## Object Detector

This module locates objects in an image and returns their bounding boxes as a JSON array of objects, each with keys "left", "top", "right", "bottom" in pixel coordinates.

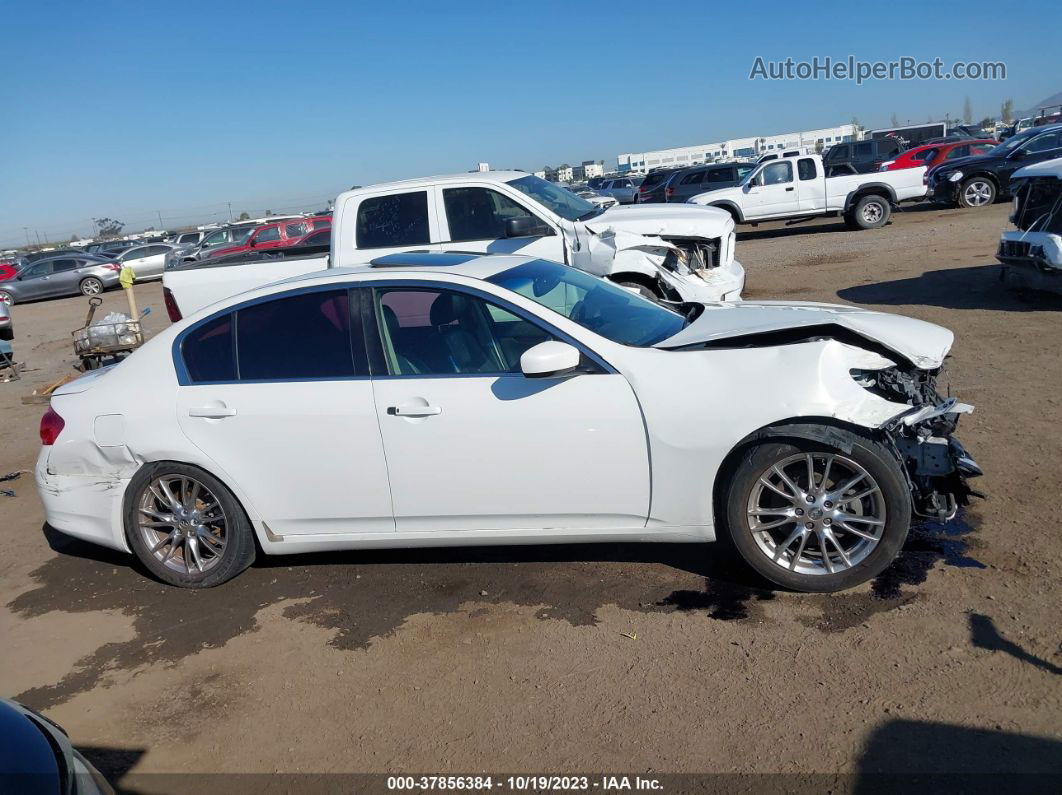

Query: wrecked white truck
[
  {"left": 162, "top": 172, "right": 744, "bottom": 319},
  {"left": 997, "top": 157, "right": 1062, "bottom": 295}
]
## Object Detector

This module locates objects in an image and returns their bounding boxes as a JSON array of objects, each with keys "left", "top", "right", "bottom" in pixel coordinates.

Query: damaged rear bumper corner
[{"left": 35, "top": 450, "right": 133, "bottom": 553}]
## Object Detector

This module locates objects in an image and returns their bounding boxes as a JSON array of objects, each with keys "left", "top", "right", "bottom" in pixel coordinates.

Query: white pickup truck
[
  {"left": 688, "top": 154, "right": 927, "bottom": 230},
  {"left": 163, "top": 171, "right": 745, "bottom": 318}
]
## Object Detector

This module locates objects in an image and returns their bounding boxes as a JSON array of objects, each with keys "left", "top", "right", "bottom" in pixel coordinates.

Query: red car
[
  {"left": 880, "top": 139, "right": 998, "bottom": 172},
  {"left": 209, "top": 216, "right": 331, "bottom": 258}
]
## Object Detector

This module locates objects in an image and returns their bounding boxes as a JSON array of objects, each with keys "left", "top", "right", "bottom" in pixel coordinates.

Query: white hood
[
  {"left": 655, "top": 300, "right": 954, "bottom": 369},
  {"left": 688, "top": 185, "right": 744, "bottom": 206},
  {"left": 584, "top": 203, "right": 733, "bottom": 238}
]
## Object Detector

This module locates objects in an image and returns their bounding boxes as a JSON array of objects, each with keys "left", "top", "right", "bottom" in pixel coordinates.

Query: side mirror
[
  {"left": 247, "top": 238, "right": 256, "bottom": 247},
  {"left": 505, "top": 216, "right": 553, "bottom": 238},
  {"left": 520, "top": 341, "right": 581, "bottom": 379}
]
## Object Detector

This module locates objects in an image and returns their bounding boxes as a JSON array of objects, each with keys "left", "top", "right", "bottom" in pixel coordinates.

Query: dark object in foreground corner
[{"left": 0, "top": 697, "right": 114, "bottom": 794}]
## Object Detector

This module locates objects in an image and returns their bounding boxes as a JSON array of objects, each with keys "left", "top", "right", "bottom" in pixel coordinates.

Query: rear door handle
[
  {"left": 387, "top": 405, "right": 442, "bottom": 417},
  {"left": 189, "top": 407, "right": 237, "bottom": 418}
]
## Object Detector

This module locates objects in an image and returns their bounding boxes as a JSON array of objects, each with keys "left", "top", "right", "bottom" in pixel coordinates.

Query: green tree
[
  {"left": 236, "top": 212, "right": 250, "bottom": 221},
  {"left": 814, "top": 140, "right": 824, "bottom": 154},
  {"left": 92, "top": 217, "right": 124, "bottom": 239},
  {"left": 963, "top": 96, "right": 973, "bottom": 124},
  {"left": 1000, "top": 98, "right": 1014, "bottom": 122},
  {"left": 979, "top": 117, "right": 993, "bottom": 130}
]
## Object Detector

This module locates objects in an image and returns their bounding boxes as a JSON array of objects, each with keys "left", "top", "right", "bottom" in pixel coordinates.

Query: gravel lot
[{"left": 1, "top": 202, "right": 1060, "bottom": 789}]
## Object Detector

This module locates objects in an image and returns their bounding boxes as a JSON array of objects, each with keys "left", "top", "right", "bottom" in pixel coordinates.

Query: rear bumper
[{"left": 35, "top": 450, "right": 132, "bottom": 553}]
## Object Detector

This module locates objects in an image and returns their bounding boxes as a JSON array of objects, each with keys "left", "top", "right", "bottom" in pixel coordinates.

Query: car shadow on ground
[
  {"left": 12, "top": 514, "right": 985, "bottom": 711},
  {"left": 838, "top": 264, "right": 1062, "bottom": 311},
  {"left": 856, "top": 719, "right": 1062, "bottom": 785},
  {"left": 736, "top": 220, "right": 850, "bottom": 241}
]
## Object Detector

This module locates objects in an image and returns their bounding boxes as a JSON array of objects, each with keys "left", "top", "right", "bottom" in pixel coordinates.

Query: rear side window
[
  {"left": 681, "top": 171, "right": 705, "bottom": 185},
  {"left": 706, "top": 168, "right": 734, "bottom": 184},
  {"left": 52, "top": 258, "right": 79, "bottom": 272},
  {"left": 356, "top": 191, "right": 430, "bottom": 249},
  {"left": 236, "top": 290, "right": 354, "bottom": 380},
  {"left": 827, "top": 144, "right": 849, "bottom": 161},
  {"left": 797, "top": 158, "right": 817, "bottom": 180},
  {"left": 183, "top": 315, "right": 236, "bottom": 382},
  {"left": 854, "top": 142, "right": 873, "bottom": 157}
]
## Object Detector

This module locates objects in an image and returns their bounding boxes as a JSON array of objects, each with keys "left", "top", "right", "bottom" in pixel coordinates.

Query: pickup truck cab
[
  {"left": 164, "top": 172, "right": 744, "bottom": 318},
  {"left": 688, "top": 154, "right": 927, "bottom": 230}
]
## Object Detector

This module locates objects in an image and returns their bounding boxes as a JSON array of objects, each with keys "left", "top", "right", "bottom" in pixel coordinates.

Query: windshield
[
  {"left": 506, "top": 175, "right": 598, "bottom": 221},
  {"left": 487, "top": 259, "right": 687, "bottom": 347},
  {"left": 991, "top": 130, "right": 1037, "bottom": 156}
]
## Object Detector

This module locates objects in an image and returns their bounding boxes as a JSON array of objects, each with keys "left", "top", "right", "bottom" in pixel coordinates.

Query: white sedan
[{"left": 36, "top": 253, "right": 980, "bottom": 591}]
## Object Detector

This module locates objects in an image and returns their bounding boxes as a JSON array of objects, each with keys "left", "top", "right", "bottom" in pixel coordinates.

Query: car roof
[
  {"left": 348, "top": 171, "right": 528, "bottom": 192},
  {"left": 1013, "top": 156, "right": 1062, "bottom": 180},
  {"left": 273, "top": 252, "right": 542, "bottom": 290}
]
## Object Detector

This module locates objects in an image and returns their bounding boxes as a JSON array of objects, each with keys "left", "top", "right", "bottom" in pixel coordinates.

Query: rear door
[
  {"left": 341, "top": 188, "right": 441, "bottom": 261},
  {"left": 437, "top": 185, "right": 561, "bottom": 259},
  {"left": 672, "top": 168, "right": 705, "bottom": 202},
  {"left": 174, "top": 286, "right": 395, "bottom": 536}
]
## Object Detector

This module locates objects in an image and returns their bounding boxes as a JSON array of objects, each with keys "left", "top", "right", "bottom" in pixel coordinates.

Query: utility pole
[
  {"left": 157, "top": 211, "right": 164, "bottom": 230},
  {"left": 35, "top": 230, "right": 42, "bottom": 246},
  {"left": 226, "top": 202, "right": 233, "bottom": 222},
  {"left": 23, "top": 227, "right": 31, "bottom": 246}
]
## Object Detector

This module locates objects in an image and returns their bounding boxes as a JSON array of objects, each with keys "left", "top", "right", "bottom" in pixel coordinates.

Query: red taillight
[
  {"left": 665, "top": 187, "right": 674, "bottom": 198},
  {"left": 40, "top": 407, "right": 65, "bottom": 446},
  {"left": 103, "top": 262, "right": 121, "bottom": 271},
  {"left": 163, "top": 286, "right": 182, "bottom": 322},
  {"left": 639, "top": 186, "right": 649, "bottom": 192}
]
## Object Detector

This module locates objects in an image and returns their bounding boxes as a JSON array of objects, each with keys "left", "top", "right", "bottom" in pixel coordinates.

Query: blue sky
[{"left": 1, "top": 0, "right": 1058, "bottom": 247}]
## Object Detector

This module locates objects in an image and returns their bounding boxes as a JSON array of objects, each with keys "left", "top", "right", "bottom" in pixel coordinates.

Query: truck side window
[
  {"left": 356, "top": 191, "right": 430, "bottom": 249},
  {"left": 762, "top": 162, "right": 792, "bottom": 185},
  {"left": 797, "top": 158, "right": 817, "bottom": 180},
  {"left": 443, "top": 187, "right": 533, "bottom": 242}
]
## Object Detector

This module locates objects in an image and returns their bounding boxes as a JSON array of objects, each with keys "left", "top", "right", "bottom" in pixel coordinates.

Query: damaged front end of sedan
[{"left": 850, "top": 362, "right": 983, "bottom": 520}]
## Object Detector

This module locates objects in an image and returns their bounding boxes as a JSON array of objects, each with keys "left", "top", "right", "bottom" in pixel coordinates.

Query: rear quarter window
[
  {"left": 182, "top": 315, "right": 235, "bottom": 382},
  {"left": 356, "top": 191, "right": 430, "bottom": 249}
]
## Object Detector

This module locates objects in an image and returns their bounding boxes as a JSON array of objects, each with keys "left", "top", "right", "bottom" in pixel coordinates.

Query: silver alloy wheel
[
  {"left": 0, "top": 291, "right": 11, "bottom": 305},
  {"left": 80, "top": 278, "right": 102, "bottom": 296},
  {"left": 963, "top": 180, "right": 993, "bottom": 206},
  {"left": 137, "top": 475, "right": 227, "bottom": 575},
  {"left": 861, "top": 200, "right": 884, "bottom": 224},
  {"left": 746, "top": 453, "right": 886, "bottom": 576}
]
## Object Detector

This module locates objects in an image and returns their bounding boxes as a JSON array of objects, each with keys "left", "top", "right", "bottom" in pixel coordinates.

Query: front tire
[
  {"left": 958, "top": 177, "right": 996, "bottom": 208},
  {"left": 722, "top": 430, "right": 911, "bottom": 592},
  {"left": 0, "top": 289, "right": 13, "bottom": 306},
  {"left": 125, "top": 462, "right": 256, "bottom": 588},
  {"left": 615, "top": 280, "right": 659, "bottom": 301},
  {"left": 79, "top": 277, "right": 103, "bottom": 296}
]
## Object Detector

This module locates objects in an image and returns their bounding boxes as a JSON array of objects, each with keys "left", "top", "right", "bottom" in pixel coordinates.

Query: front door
[
  {"left": 174, "top": 287, "right": 394, "bottom": 536},
  {"left": 368, "top": 285, "right": 650, "bottom": 533},
  {"left": 744, "top": 161, "right": 800, "bottom": 219},
  {"left": 437, "top": 185, "right": 562, "bottom": 259}
]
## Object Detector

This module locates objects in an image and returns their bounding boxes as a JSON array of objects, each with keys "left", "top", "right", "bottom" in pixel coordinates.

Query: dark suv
[
  {"left": 636, "top": 167, "right": 686, "bottom": 203},
  {"left": 823, "top": 138, "right": 905, "bottom": 175},
  {"left": 928, "top": 124, "right": 1062, "bottom": 208},
  {"left": 664, "top": 162, "right": 756, "bottom": 203}
]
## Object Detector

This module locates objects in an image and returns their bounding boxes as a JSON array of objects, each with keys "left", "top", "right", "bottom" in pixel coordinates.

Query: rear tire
[
  {"left": 849, "top": 195, "right": 891, "bottom": 229},
  {"left": 125, "top": 462, "right": 256, "bottom": 588},
  {"left": 722, "top": 429, "right": 911, "bottom": 592},
  {"left": 79, "top": 277, "right": 103, "bottom": 296}
]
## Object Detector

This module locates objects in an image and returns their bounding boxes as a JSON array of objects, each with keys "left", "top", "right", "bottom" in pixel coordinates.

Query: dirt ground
[{"left": 1, "top": 203, "right": 1060, "bottom": 791}]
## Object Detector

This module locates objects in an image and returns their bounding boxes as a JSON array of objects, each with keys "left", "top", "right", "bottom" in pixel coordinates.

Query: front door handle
[
  {"left": 785, "top": 187, "right": 795, "bottom": 191},
  {"left": 387, "top": 405, "right": 442, "bottom": 417},
  {"left": 188, "top": 406, "right": 237, "bottom": 418}
]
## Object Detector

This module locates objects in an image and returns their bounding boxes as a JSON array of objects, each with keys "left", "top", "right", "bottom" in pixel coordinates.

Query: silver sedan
[{"left": 0, "top": 255, "right": 121, "bottom": 305}]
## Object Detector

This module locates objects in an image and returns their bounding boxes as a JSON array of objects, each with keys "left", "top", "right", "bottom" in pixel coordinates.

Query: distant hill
[{"left": 1017, "top": 91, "right": 1062, "bottom": 119}]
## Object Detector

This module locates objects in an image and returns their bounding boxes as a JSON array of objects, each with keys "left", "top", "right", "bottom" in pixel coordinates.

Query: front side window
[
  {"left": 121, "top": 247, "right": 148, "bottom": 261},
  {"left": 443, "top": 187, "right": 535, "bottom": 242},
  {"left": 24, "top": 262, "right": 52, "bottom": 279},
  {"left": 762, "top": 162, "right": 793, "bottom": 185},
  {"left": 1024, "top": 132, "right": 1061, "bottom": 154},
  {"left": 375, "top": 288, "right": 554, "bottom": 376},
  {"left": 236, "top": 290, "right": 353, "bottom": 380},
  {"left": 203, "top": 230, "right": 227, "bottom": 246},
  {"left": 946, "top": 145, "right": 970, "bottom": 159},
  {"left": 255, "top": 226, "right": 281, "bottom": 243},
  {"left": 356, "top": 191, "right": 430, "bottom": 249},
  {"left": 487, "top": 259, "right": 686, "bottom": 347}
]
